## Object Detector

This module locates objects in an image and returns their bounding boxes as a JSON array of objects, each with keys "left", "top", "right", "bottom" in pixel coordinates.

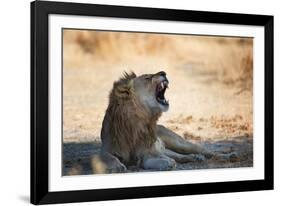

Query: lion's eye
[{"left": 144, "top": 76, "right": 151, "bottom": 80}]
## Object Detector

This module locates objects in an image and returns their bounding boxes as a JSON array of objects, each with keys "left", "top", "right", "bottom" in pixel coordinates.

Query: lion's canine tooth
[{"left": 161, "top": 82, "right": 164, "bottom": 89}]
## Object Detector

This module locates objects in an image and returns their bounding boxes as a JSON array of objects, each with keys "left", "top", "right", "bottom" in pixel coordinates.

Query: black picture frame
[{"left": 31, "top": 0, "right": 274, "bottom": 205}]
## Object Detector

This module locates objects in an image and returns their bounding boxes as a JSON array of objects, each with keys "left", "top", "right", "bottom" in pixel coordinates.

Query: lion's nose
[{"left": 156, "top": 71, "right": 166, "bottom": 76}]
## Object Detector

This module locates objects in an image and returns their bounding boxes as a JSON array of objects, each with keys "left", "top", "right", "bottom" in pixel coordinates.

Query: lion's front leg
[
  {"left": 141, "top": 138, "right": 176, "bottom": 170},
  {"left": 157, "top": 125, "right": 213, "bottom": 157}
]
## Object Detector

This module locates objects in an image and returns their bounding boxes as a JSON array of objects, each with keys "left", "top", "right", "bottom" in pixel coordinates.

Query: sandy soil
[{"left": 63, "top": 59, "right": 253, "bottom": 176}]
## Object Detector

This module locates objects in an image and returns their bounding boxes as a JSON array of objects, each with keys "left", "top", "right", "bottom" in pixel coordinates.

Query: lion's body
[{"left": 98, "top": 71, "right": 216, "bottom": 173}]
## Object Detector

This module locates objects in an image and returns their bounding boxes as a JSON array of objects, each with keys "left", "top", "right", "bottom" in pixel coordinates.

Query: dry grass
[{"left": 63, "top": 30, "right": 253, "bottom": 87}]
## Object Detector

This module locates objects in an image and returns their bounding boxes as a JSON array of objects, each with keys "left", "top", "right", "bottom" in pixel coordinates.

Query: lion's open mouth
[{"left": 156, "top": 80, "right": 169, "bottom": 106}]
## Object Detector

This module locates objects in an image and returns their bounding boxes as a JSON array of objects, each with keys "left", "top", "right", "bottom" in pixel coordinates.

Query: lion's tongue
[{"left": 156, "top": 82, "right": 169, "bottom": 106}]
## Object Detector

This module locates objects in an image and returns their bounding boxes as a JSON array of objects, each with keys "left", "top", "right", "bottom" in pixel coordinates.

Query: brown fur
[{"left": 101, "top": 72, "right": 161, "bottom": 165}]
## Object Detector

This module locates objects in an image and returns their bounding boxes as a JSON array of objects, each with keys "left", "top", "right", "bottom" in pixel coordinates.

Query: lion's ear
[{"left": 114, "top": 79, "right": 134, "bottom": 99}]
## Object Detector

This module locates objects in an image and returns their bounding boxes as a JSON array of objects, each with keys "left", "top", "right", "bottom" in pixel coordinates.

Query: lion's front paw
[
  {"left": 166, "top": 158, "right": 177, "bottom": 169},
  {"left": 154, "top": 158, "right": 176, "bottom": 171},
  {"left": 143, "top": 157, "right": 176, "bottom": 171}
]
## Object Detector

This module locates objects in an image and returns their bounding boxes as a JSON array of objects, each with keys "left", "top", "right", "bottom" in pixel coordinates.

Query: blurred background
[{"left": 63, "top": 29, "right": 253, "bottom": 175}]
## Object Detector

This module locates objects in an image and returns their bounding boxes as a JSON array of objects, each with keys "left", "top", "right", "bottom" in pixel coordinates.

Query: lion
[{"left": 95, "top": 71, "right": 230, "bottom": 173}]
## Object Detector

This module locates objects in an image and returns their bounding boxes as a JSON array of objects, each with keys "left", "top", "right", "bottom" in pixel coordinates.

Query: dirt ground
[{"left": 63, "top": 31, "right": 253, "bottom": 176}]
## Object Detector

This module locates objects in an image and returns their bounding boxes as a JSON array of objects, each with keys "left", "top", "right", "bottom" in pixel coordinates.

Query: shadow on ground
[{"left": 63, "top": 138, "right": 253, "bottom": 176}]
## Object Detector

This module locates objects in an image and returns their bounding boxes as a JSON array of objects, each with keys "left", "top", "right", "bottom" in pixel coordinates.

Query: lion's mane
[{"left": 101, "top": 72, "right": 161, "bottom": 164}]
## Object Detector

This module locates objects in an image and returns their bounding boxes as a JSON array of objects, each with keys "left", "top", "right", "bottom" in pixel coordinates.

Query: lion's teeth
[
  {"left": 161, "top": 82, "right": 164, "bottom": 89},
  {"left": 163, "top": 81, "right": 168, "bottom": 88}
]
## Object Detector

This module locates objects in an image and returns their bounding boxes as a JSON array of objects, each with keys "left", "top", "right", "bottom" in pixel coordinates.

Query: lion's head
[
  {"left": 101, "top": 71, "right": 170, "bottom": 164},
  {"left": 111, "top": 71, "right": 169, "bottom": 115},
  {"left": 133, "top": 71, "right": 169, "bottom": 114}
]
